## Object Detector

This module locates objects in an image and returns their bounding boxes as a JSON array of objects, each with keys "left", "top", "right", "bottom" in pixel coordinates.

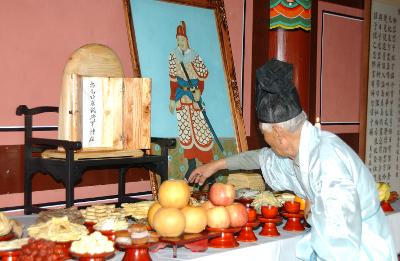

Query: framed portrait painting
[{"left": 123, "top": 0, "right": 247, "bottom": 182}]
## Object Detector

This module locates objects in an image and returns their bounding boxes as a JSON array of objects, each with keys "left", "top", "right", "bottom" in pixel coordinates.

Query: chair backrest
[{"left": 58, "top": 43, "right": 151, "bottom": 151}]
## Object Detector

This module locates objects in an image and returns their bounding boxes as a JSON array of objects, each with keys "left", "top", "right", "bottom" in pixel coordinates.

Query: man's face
[{"left": 177, "top": 36, "right": 188, "bottom": 51}]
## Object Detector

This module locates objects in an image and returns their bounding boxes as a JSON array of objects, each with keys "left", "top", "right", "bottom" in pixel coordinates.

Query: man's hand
[
  {"left": 188, "top": 159, "right": 227, "bottom": 185},
  {"left": 169, "top": 100, "right": 176, "bottom": 113}
]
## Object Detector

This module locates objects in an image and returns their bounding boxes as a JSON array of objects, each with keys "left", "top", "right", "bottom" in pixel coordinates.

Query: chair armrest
[
  {"left": 16, "top": 105, "right": 58, "bottom": 116},
  {"left": 151, "top": 137, "right": 176, "bottom": 149},
  {"left": 16, "top": 105, "right": 81, "bottom": 152},
  {"left": 151, "top": 138, "right": 176, "bottom": 160}
]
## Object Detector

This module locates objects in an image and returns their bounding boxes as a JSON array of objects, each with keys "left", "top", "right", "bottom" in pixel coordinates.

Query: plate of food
[{"left": 70, "top": 231, "right": 115, "bottom": 261}]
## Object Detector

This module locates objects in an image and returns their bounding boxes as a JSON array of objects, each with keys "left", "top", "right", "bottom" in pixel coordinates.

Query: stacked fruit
[
  {"left": 148, "top": 180, "right": 207, "bottom": 237},
  {"left": 203, "top": 183, "right": 248, "bottom": 229}
]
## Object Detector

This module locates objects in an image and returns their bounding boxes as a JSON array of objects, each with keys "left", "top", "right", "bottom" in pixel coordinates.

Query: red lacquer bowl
[
  {"left": 84, "top": 222, "right": 96, "bottom": 234},
  {"left": 206, "top": 227, "right": 241, "bottom": 248},
  {"left": 0, "top": 249, "right": 21, "bottom": 261},
  {"left": 236, "top": 221, "right": 260, "bottom": 242},
  {"left": 235, "top": 198, "right": 254, "bottom": 208},
  {"left": 70, "top": 251, "right": 114, "bottom": 261},
  {"left": 97, "top": 230, "right": 117, "bottom": 242},
  {"left": 117, "top": 242, "right": 152, "bottom": 261},
  {"left": 0, "top": 232, "right": 15, "bottom": 242},
  {"left": 247, "top": 207, "right": 257, "bottom": 222},
  {"left": 261, "top": 205, "right": 279, "bottom": 219},
  {"left": 381, "top": 201, "right": 394, "bottom": 212},
  {"left": 284, "top": 201, "right": 300, "bottom": 214}
]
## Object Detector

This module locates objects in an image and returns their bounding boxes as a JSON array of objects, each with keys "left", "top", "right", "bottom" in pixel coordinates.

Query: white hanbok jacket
[{"left": 259, "top": 121, "right": 396, "bottom": 260}]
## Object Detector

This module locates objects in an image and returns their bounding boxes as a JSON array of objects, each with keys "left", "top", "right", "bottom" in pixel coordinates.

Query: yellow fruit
[
  {"left": 158, "top": 180, "right": 190, "bottom": 209},
  {"left": 181, "top": 206, "right": 207, "bottom": 233},
  {"left": 376, "top": 182, "right": 391, "bottom": 202},
  {"left": 147, "top": 202, "right": 162, "bottom": 228},
  {"left": 294, "top": 195, "right": 306, "bottom": 211},
  {"left": 153, "top": 207, "right": 186, "bottom": 237}
]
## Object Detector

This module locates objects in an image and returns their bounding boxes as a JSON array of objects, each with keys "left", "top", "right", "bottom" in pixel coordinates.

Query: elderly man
[{"left": 189, "top": 59, "right": 396, "bottom": 260}]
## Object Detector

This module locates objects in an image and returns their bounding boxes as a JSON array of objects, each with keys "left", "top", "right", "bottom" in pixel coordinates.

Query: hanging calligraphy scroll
[{"left": 366, "top": 0, "right": 400, "bottom": 192}]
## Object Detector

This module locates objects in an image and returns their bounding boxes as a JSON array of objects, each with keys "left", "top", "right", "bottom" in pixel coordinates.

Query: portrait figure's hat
[{"left": 176, "top": 21, "right": 188, "bottom": 38}]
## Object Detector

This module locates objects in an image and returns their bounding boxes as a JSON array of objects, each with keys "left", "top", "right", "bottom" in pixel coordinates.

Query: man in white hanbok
[{"left": 188, "top": 59, "right": 397, "bottom": 260}]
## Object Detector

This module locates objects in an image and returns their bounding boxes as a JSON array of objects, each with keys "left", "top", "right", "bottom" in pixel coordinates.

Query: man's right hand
[{"left": 188, "top": 159, "right": 227, "bottom": 185}]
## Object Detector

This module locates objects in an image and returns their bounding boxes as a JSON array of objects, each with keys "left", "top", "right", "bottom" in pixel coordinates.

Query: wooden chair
[
  {"left": 16, "top": 44, "right": 175, "bottom": 214},
  {"left": 16, "top": 105, "right": 175, "bottom": 214}
]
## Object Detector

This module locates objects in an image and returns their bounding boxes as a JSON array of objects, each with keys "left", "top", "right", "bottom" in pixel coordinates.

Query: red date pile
[{"left": 19, "top": 238, "right": 69, "bottom": 260}]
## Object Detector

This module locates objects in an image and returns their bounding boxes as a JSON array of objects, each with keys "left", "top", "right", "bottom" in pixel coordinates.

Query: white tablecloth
[{"left": 13, "top": 200, "right": 400, "bottom": 260}]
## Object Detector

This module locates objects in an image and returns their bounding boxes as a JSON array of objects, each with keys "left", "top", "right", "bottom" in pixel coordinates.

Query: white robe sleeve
[
  {"left": 308, "top": 144, "right": 362, "bottom": 260},
  {"left": 259, "top": 148, "right": 303, "bottom": 193}
]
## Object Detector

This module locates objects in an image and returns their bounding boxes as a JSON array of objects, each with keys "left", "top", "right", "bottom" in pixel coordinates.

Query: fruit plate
[
  {"left": 160, "top": 231, "right": 219, "bottom": 243},
  {"left": 70, "top": 250, "right": 114, "bottom": 261},
  {"left": 159, "top": 231, "right": 221, "bottom": 258}
]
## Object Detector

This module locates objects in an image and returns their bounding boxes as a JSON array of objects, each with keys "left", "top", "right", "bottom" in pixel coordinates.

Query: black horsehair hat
[{"left": 255, "top": 58, "right": 302, "bottom": 123}]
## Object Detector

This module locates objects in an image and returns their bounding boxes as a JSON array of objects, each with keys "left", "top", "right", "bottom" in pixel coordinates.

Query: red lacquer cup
[
  {"left": 261, "top": 205, "right": 278, "bottom": 219},
  {"left": 284, "top": 201, "right": 300, "bottom": 214}
]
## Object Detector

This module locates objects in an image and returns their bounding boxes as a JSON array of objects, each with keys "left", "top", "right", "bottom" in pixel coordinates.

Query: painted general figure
[{"left": 168, "top": 21, "right": 214, "bottom": 180}]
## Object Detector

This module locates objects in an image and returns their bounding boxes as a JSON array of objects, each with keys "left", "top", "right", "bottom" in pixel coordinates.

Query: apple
[
  {"left": 201, "top": 200, "right": 215, "bottom": 211},
  {"left": 225, "top": 203, "right": 248, "bottom": 227},
  {"left": 209, "top": 183, "right": 235, "bottom": 206},
  {"left": 207, "top": 206, "right": 230, "bottom": 228}
]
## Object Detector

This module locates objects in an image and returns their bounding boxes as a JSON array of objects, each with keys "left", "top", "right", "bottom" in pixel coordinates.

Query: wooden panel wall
[
  {"left": 0, "top": 0, "right": 256, "bottom": 203},
  {"left": 310, "top": 0, "right": 367, "bottom": 154}
]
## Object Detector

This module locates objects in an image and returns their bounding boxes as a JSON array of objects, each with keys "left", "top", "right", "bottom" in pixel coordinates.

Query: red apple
[
  {"left": 225, "top": 203, "right": 248, "bottom": 227},
  {"left": 207, "top": 206, "right": 230, "bottom": 229},
  {"left": 201, "top": 200, "right": 215, "bottom": 211},
  {"left": 209, "top": 183, "right": 235, "bottom": 206}
]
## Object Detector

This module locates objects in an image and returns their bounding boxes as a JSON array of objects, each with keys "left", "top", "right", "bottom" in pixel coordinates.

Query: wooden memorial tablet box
[{"left": 42, "top": 73, "right": 151, "bottom": 159}]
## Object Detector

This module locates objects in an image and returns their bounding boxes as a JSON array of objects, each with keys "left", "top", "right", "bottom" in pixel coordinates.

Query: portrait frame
[{"left": 122, "top": 0, "right": 248, "bottom": 181}]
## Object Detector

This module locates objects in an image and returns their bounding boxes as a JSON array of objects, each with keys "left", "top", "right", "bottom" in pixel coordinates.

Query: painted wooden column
[{"left": 268, "top": 0, "right": 311, "bottom": 114}]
